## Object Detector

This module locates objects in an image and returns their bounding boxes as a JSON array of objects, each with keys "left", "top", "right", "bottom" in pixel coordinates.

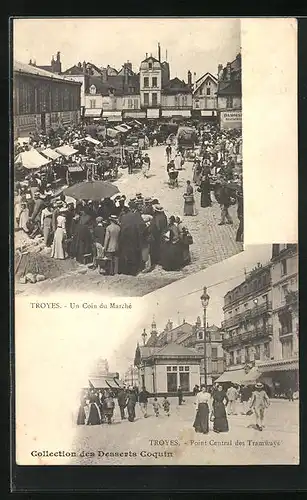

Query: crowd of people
[
  {"left": 76, "top": 381, "right": 270, "bottom": 433},
  {"left": 15, "top": 186, "right": 194, "bottom": 275}
]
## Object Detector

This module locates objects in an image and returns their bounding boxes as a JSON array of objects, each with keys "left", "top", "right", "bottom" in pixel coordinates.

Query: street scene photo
[
  {"left": 69, "top": 244, "right": 298, "bottom": 465},
  {"left": 13, "top": 18, "right": 243, "bottom": 296}
]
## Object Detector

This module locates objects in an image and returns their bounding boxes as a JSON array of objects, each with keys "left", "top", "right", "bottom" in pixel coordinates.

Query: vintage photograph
[
  {"left": 69, "top": 244, "right": 298, "bottom": 466},
  {"left": 14, "top": 244, "right": 297, "bottom": 466},
  {"left": 13, "top": 18, "right": 243, "bottom": 297}
]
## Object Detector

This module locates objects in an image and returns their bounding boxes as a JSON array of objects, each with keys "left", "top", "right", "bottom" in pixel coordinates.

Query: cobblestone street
[
  {"left": 15, "top": 145, "right": 242, "bottom": 297},
  {"left": 67, "top": 398, "right": 298, "bottom": 466}
]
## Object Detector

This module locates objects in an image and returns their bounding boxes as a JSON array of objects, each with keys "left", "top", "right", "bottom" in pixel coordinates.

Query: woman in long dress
[
  {"left": 198, "top": 174, "right": 212, "bottom": 208},
  {"left": 212, "top": 384, "right": 229, "bottom": 433},
  {"left": 160, "top": 216, "right": 183, "bottom": 271},
  {"left": 40, "top": 202, "right": 53, "bottom": 247},
  {"left": 183, "top": 181, "right": 195, "bottom": 216},
  {"left": 193, "top": 384, "right": 212, "bottom": 434},
  {"left": 174, "top": 151, "right": 183, "bottom": 170},
  {"left": 51, "top": 209, "right": 67, "bottom": 259},
  {"left": 18, "top": 202, "right": 29, "bottom": 233},
  {"left": 87, "top": 397, "right": 102, "bottom": 425}
]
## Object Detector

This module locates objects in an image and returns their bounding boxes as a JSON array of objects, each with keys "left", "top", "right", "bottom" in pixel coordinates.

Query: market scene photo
[
  {"left": 13, "top": 18, "right": 243, "bottom": 296},
  {"left": 68, "top": 244, "right": 298, "bottom": 465}
]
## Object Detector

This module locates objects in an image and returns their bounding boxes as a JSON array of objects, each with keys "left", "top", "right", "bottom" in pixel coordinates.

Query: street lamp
[{"left": 200, "top": 286, "right": 210, "bottom": 386}]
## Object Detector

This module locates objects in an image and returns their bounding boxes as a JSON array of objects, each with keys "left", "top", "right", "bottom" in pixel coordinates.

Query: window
[
  {"left": 262, "top": 294, "right": 268, "bottom": 304},
  {"left": 235, "top": 349, "right": 241, "bottom": 364},
  {"left": 195, "top": 100, "right": 200, "bottom": 108},
  {"left": 199, "top": 88, "right": 203, "bottom": 95},
  {"left": 143, "top": 93, "right": 149, "bottom": 105},
  {"left": 172, "top": 366, "right": 177, "bottom": 371},
  {"left": 184, "top": 366, "right": 190, "bottom": 371},
  {"left": 245, "top": 346, "right": 250, "bottom": 362},
  {"left": 127, "top": 99, "right": 133, "bottom": 109},
  {"left": 229, "top": 351, "right": 234, "bottom": 365},
  {"left": 148, "top": 62, "right": 152, "bottom": 70},
  {"left": 134, "top": 99, "right": 138, "bottom": 108},
  {"left": 264, "top": 342, "right": 270, "bottom": 359},
  {"left": 280, "top": 311, "right": 293, "bottom": 335},
  {"left": 281, "top": 259, "right": 287, "bottom": 276},
  {"left": 254, "top": 345, "right": 260, "bottom": 360},
  {"left": 152, "top": 93, "right": 158, "bottom": 106},
  {"left": 244, "top": 303, "right": 248, "bottom": 309},
  {"left": 226, "top": 96, "right": 233, "bottom": 108},
  {"left": 198, "top": 331, "right": 203, "bottom": 340},
  {"left": 206, "top": 87, "right": 211, "bottom": 96},
  {"left": 166, "top": 366, "right": 171, "bottom": 371},
  {"left": 179, "top": 372, "right": 190, "bottom": 391},
  {"left": 179, "top": 366, "right": 184, "bottom": 371},
  {"left": 282, "top": 338, "right": 293, "bottom": 359},
  {"left": 211, "top": 347, "right": 218, "bottom": 359},
  {"left": 90, "top": 99, "right": 96, "bottom": 108},
  {"left": 152, "top": 77, "right": 157, "bottom": 87},
  {"left": 144, "top": 77, "right": 149, "bottom": 87}
]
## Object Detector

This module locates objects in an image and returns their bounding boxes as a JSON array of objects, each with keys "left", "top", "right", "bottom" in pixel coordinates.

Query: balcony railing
[
  {"left": 279, "top": 327, "right": 293, "bottom": 338},
  {"left": 222, "top": 325, "right": 273, "bottom": 349},
  {"left": 222, "top": 302, "right": 272, "bottom": 329}
]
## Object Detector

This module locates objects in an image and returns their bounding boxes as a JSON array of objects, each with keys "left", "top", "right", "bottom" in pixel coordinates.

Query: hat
[
  {"left": 96, "top": 216, "right": 103, "bottom": 223},
  {"left": 55, "top": 200, "right": 64, "bottom": 207},
  {"left": 59, "top": 207, "right": 67, "bottom": 213},
  {"left": 40, "top": 194, "right": 47, "bottom": 200},
  {"left": 151, "top": 198, "right": 159, "bottom": 205},
  {"left": 153, "top": 204, "right": 164, "bottom": 212},
  {"left": 144, "top": 197, "right": 153, "bottom": 203},
  {"left": 136, "top": 192, "right": 142, "bottom": 197},
  {"left": 255, "top": 382, "right": 263, "bottom": 389},
  {"left": 34, "top": 192, "right": 40, "bottom": 198},
  {"left": 110, "top": 215, "right": 118, "bottom": 220}
]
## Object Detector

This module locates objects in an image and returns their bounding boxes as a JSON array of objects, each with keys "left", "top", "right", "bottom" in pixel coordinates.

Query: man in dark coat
[
  {"left": 117, "top": 388, "right": 128, "bottom": 420},
  {"left": 217, "top": 180, "right": 233, "bottom": 226},
  {"left": 149, "top": 205, "right": 168, "bottom": 266},
  {"left": 118, "top": 204, "right": 146, "bottom": 276}
]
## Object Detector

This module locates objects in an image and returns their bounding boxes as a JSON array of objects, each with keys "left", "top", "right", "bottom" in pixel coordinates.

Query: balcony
[
  {"left": 222, "top": 325, "right": 273, "bottom": 349},
  {"left": 279, "top": 327, "right": 293, "bottom": 338},
  {"left": 222, "top": 301, "right": 272, "bottom": 329}
]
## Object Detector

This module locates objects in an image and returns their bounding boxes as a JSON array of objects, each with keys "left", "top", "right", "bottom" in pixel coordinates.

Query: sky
[
  {"left": 110, "top": 244, "right": 272, "bottom": 375},
  {"left": 13, "top": 18, "right": 241, "bottom": 81}
]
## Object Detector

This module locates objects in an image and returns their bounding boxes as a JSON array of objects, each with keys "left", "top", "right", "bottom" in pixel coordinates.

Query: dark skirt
[
  {"left": 77, "top": 405, "right": 86, "bottom": 425},
  {"left": 87, "top": 403, "right": 101, "bottom": 425},
  {"left": 213, "top": 401, "right": 229, "bottom": 432},
  {"left": 200, "top": 188, "right": 212, "bottom": 208},
  {"left": 160, "top": 241, "right": 183, "bottom": 271},
  {"left": 193, "top": 403, "right": 209, "bottom": 434}
]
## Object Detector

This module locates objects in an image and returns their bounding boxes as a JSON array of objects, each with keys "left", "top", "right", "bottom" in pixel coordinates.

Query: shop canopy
[
  {"left": 85, "top": 136, "right": 101, "bottom": 145},
  {"left": 215, "top": 369, "right": 247, "bottom": 384},
  {"left": 84, "top": 108, "right": 103, "bottom": 118},
  {"left": 56, "top": 145, "right": 79, "bottom": 157},
  {"left": 14, "top": 150, "right": 51, "bottom": 169},
  {"left": 41, "top": 148, "right": 61, "bottom": 160},
  {"left": 85, "top": 376, "right": 121, "bottom": 389}
]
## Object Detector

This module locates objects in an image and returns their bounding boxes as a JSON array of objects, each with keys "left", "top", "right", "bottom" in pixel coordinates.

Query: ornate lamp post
[{"left": 200, "top": 286, "right": 210, "bottom": 386}]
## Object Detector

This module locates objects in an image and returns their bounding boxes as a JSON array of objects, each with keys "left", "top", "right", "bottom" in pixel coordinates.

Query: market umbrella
[{"left": 63, "top": 181, "right": 119, "bottom": 201}]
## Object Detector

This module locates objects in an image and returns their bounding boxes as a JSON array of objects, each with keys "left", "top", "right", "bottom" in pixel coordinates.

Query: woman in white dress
[
  {"left": 18, "top": 202, "right": 29, "bottom": 233},
  {"left": 51, "top": 208, "right": 67, "bottom": 259},
  {"left": 174, "top": 151, "right": 183, "bottom": 170},
  {"left": 193, "top": 384, "right": 212, "bottom": 434}
]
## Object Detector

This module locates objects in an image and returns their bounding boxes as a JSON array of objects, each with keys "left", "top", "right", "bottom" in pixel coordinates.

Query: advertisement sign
[
  {"left": 220, "top": 110, "right": 242, "bottom": 129},
  {"left": 147, "top": 108, "right": 160, "bottom": 119}
]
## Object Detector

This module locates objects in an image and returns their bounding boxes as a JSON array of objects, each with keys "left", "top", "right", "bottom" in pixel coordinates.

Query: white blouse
[{"left": 195, "top": 391, "right": 212, "bottom": 410}]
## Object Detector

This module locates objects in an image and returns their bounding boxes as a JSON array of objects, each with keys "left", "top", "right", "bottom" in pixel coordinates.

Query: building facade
[
  {"left": 217, "top": 54, "right": 242, "bottom": 129},
  {"left": 192, "top": 72, "right": 218, "bottom": 121},
  {"left": 257, "top": 244, "right": 299, "bottom": 394},
  {"left": 221, "top": 263, "right": 273, "bottom": 378},
  {"left": 13, "top": 61, "right": 81, "bottom": 137},
  {"left": 161, "top": 76, "right": 192, "bottom": 120}
]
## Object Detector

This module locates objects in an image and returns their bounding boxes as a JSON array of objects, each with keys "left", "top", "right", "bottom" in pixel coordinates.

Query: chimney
[
  {"left": 145, "top": 52, "right": 148, "bottom": 59},
  {"left": 187, "top": 70, "right": 192, "bottom": 86},
  {"left": 158, "top": 42, "right": 161, "bottom": 62},
  {"left": 218, "top": 64, "right": 223, "bottom": 80},
  {"left": 56, "top": 51, "right": 60, "bottom": 62},
  {"left": 124, "top": 65, "right": 129, "bottom": 86},
  {"left": 82, "top": 61, "right": 86, "bottom": 74}
]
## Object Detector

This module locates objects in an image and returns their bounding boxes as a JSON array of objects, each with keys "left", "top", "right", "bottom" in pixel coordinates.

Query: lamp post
[{"left": 200, "top": 286, "right": 210, "bottom": 386}]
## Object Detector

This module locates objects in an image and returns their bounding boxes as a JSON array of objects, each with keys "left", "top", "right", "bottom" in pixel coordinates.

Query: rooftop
[{"left": 14, "top": 60, "right": 80, "bottom": 84}]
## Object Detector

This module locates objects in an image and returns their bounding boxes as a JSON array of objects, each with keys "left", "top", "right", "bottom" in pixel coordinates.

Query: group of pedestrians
[{"left": 192, "top": 382, "right": 270, "bottom": 434}]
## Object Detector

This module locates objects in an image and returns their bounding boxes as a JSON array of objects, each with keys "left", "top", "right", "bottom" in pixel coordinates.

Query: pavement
[
  {"left": 15, "top": 145, "right": 242, "bottom": 297},
  {"left": 68, "top": 397, "right": 299, "bottom": 466}
]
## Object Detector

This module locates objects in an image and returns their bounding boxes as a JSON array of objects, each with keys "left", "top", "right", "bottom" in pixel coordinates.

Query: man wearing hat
[
  {"left": 249, "top": 383, "right": 270, "bottom": 431},
  {"left": 104, "top": 215, "right": 120, "bottom": 276}
]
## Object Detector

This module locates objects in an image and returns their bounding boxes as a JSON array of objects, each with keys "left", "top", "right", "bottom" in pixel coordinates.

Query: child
[
  {"left": 152, "top": 397, "right": 160, "bottom": 417},
  {"left": 162, "top": 396, "right": 170, "bottom": 417}
]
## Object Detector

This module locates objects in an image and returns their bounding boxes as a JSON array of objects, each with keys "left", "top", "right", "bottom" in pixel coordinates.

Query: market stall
[
  {"left": 56, "top": 145, "right": 79, "bottom": 157},
  {"left": 15, "top": 149, "right": 51, "bottom": 170},
  {"left": 41, "top": 148, "right": 62, "bottom": 161}
]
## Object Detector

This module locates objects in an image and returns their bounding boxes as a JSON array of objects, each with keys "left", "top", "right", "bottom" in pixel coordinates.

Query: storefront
[
  {"left": 146, "top": 108, "right": 160, "bottom": 119},
  {"left": 219, "top": 110, "right": 242, "bottom": 130},
  {"left": 201, "top": 110, "right": 218, "bottom": 122},
  {"left": 84, "top": 108, "right": 103, "bottom": 120},
  {"left": 123, "top": 111, "right": 146, "bottom": 119},
  {"left": 257, "top": 358, "right": 299, "bottom": 396},
  {"left": 161, "top": 109, "right": 191, "bottom": 119},
  {"left": 102, "top": 111, "right": 122, "bottom": 122}
]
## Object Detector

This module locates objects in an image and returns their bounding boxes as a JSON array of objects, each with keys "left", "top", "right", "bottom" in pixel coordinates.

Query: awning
[
  {"left": 85, "top": 136, "right": 100, "bottom": 145},
  {"left": 201, "top": 110, "right": 217, "bottom": 117},
  {"left": 56, "top": 145, "right": 79, "bottom": 157},
  {"left": 14, "top": 150, "right": 51, "bottom": 169},
  {"left": 114, "top": 125, "right": 129, "bottom": 133},
  {"left": 103, "top": 111, "right": 122, "bottom": 121},
  {"left": 242, "top": 367, "right": 262, "bottom": 384},
  {"left": 41, "top": 148, "right": 61, "bottom": 160},
  {"left": 87, "top": 376, "right": 121, "bottom": 389},
  {"left": 215, "top": 369, "right": 247, "bottom": 384},
  {"left": 162, "top": 109, "right": 191, "bottom": 117},
  {"left": 258, "top": 359, "right": 298, "bottom": 373},
  {"left": 84, "top": 108, "right": 102, "bottom": 118},
  {"left": 123, "top": 111, "right": 146, "bottom": 119},
  {"left": 147, "top": 108, "right": 160, "bottom": 119}
]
